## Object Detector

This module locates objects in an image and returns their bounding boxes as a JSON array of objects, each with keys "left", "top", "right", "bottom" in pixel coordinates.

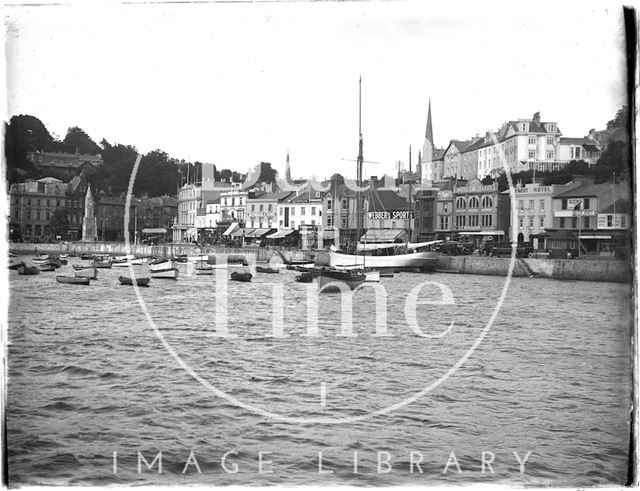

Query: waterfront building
[
  {"left": 277, "top": 184, "right": 325, "bottom": 230},
  {"left": 27, "top": 151, "right": 103, "bottom": 181},
  {"left": 94, "top": 194, "right": 136, "bottom": 242},
  {"left": 363, "top": 187, "right": 412, "bottom": 243},
  {"left": 458, "top": 136, "right": 487, "bottom": 180},
  {"left": 247, "top": 191, "right": 293, "bottom": 229},
  {"left": 434, "top": 179, "right": 456, "bottom": 240},
  {"left": 452, "top": 177, "right": 510, "bottom": 247},
  {"left": 412, "top": 188, "right": 438, "bottom": 242},
  {"left": 508, "top": 181, "right": 579, "bottom": 248},
  {"left": 549, "top": 176, "right": 630, "bottom": 256},
  {"left": 65, "top": 174, "right": 90, "bottom": 240},
  {"left": 8, "top": 177, "right": 69, "bottom": 242},
  {"left": 321, "top": 183, "right": 359, "bottom": 247}
]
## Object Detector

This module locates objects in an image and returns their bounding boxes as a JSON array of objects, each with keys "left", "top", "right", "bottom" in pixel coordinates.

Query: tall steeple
[
  {"left": 421, "top": 99, "right": 435, "bottom": 184},
  {"left": 285, "top": 151, "right": 292, "bottom": 183},
  {"left": 425, "top": 98, "right": 434, "bottom": 144}
]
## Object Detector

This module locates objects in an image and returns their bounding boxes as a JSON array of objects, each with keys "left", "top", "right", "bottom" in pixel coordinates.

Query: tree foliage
[
  {"left": 49, "top": 208, "right": 69, "bottom": 237},
  {"left": 62, "top": 127, "right": 101, "bottom": 155}
]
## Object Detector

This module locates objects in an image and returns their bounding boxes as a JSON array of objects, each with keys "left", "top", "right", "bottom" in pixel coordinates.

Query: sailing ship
[{"left": 328, "top": 78, "right": 438, "bottom": 271}]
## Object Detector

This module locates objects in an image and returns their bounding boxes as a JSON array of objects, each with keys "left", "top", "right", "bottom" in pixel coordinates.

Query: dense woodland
[{"left": 4, "top": 106, "right": 631, "bottom": 198}]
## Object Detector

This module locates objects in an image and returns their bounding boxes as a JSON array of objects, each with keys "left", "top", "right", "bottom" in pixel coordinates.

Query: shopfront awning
[
  {"left": 580, "top": 235, "right": 612, "bottom": 240},
  {"left": 142, "top": 228, "right": 168, "bottom": 234},
  {"left": 266, "top": 229, "right": 295, "bottom": 239},
  {"left": 458, "top": 230, "right": 505, "bottom": 236},
  {"left": 245, "top": 228, "right": 273, "bottom": 238},
  {"left": 231, "top": 228, "right": 251, "bottom": 237},
  {"left": 360, "top": 229, "right": 406, "bottom": 243},
  {"left": 222, "top": 222, "right": 239, "bottom": 236}
]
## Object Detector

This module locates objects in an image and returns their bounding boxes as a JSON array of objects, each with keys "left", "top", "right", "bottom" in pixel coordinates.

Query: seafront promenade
[{"left": 8, "top": 242, "right": 631, "bottom": 283}]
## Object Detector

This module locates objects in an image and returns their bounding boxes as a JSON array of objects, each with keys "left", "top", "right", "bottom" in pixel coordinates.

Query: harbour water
[{"left": 6, "top": 256, "right": 632, "bottom": 486}]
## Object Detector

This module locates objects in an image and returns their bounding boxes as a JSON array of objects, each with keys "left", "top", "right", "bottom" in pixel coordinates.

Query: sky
[{"left": 4, "top": 0, "right": 629, "bottom": 182}]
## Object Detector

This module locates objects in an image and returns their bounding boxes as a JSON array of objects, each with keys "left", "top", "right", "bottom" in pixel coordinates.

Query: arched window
[
  {"left": 456, "top": 198, "right": 466, "bottom": 209},
  {"left": 469, "top": 197, "right": 480, "bottom": 208},
  {"left": 482, "top": 196, "right": 493, "bottom": 208}
]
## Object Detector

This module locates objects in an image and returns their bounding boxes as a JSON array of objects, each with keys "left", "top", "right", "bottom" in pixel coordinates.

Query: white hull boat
[
  {"left": 329, "top": 250, "right": 437, "bottom": 270},
  {"left": 150, "top": 260, "right": 177, "bottom": 272},
  {"left": 150, "top": 268, "right": 179, "bottom": 279}
]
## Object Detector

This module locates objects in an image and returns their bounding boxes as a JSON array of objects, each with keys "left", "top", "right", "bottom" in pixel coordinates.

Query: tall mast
[
  {"left": 408, "top": 145, "right": 412, "bottom": 244},
  {"left": 356, "top": 75, "right": 364, "bottom": 245}
]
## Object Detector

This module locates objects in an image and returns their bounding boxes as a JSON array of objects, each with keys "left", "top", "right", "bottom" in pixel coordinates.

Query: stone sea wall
[{"left": 8, "top": 242, "right": 631, "bottom": 283}]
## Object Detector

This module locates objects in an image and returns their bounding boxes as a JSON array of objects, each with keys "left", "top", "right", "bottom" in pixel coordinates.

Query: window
[
  {"left": 327, "top": 199, "right": 332, "bottom": 210},
  {"left": 341, "top": 218, "right": 348, "bottom": 228},
  {"left": 279, "top": 220, "right": 283, "bottom": 227},
  {"left": 546, "top": 151, "right": 554, "bottom": 159},
  {"left": 279, "top": 208, "right": 283, "bottom": 216},
  {"left": 327, "top": 216, "right": 333, "bottom": 227},
  {"left": 529, "top": 217, "right": 534, "bottom": 228},
  {"left": 546, "top": 137, "right": 553, "bottom": 145},
  {"left": 301, "top": 207, "right": 306, "bottom": 215},
  {"left": 443, "top": 203, "right": 448, "bottom": 213},
  {"left": 561, "top": 199, "right": 567, "bottom": 210},
  {"left": 456, "top": 198, "right": 466, "bottom": 208},
  {"left": 571, "top": 217, "right": 577, "bottom": 228},
  {"left": 268, "top": 204, "right": 272, "bottom": 212},
  {"left": 584, "top": 217, "right": 590, "bottom": 229},
  {"left": 539, "top": 199, "right": 545, "bottom": 212},
  {"left": 440, "top": 216, "right": 449, "bottom": 229},
  {"left": 621, "top": 216, "right": 627, "bottom": 228},
  {"left": 315, "top": 191, "right": 320, "bottom": 198},
  {"left": 259, "top": 204, "right": 264, "bottom": 212},
  {"left": 584, "top": 198, "right": 590, "bottom": 209},
  {"left": 342, "top": 200, "right": 348, "bottom": 210},
  {"left": 291, "top": 220, "right": 295, "bottom": 228},
  {"left": 251, "top": 204, "right": 256, "bottom": 211},
  {"left": 469, "top": 197, "right": 479, "bottom": 208},
  {"left": 528, "top": 200, "right": 534, "bottom": 211},
  {"left": 528, "top": 150, "right": 536, "bottom": 159},
  {"left": 539, "top": 217, "right": 544, "bottom": 228},
  {"left": 482, "top": 196, "right": 493, "bottom": 208},
  {"left": 528, "top": 137, "right": 536, "bottom": 145},
  {"left": 311, "top": 207, "right": 316, "bottom": 215},
  {"left": 519, "top": 200, "right": 524, "bottom": 212},
  {"left": 290, "top": 207, "right": 295, "bottom": 216},
  {"left": 519, "top": 218, "right": 523, "bottom": 229}
]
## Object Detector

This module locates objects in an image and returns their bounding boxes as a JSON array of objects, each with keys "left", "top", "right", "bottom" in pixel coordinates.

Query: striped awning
[
  {"left": 266, "top": 229, "right": 295, "bottom": 239},
  {"left": 245, "top": 228, "right": 273, "bottom": 238},
  {"left": 231, "top": 228, "right": 251, "bottom": 237},
  {"left": 222, "top": 222, "right": 239, "bottom": 236}
]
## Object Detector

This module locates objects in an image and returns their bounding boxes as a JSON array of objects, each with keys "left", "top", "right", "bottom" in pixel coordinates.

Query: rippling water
[{"left": 7, "top": 256, "right": 632, "bottom": 486}]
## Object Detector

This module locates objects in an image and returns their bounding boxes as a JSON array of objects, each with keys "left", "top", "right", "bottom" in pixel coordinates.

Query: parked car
[
  {"left": 436, "top": 241, "right": 474, "bottom": 256},
  {"left": 482, "top": 242, "right": 533, "bottom": 258}
]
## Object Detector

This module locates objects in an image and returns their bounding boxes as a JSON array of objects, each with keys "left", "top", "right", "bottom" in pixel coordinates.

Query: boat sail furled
[{"left": 328, "top": 78, "right": 437, "bottom": 271}]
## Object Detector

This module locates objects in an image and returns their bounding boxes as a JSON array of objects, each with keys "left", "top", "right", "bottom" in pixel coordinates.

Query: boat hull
[
  {"left": 329, "top": 250, "right": 437, "bottom": 270},
  {"left": 56, "top": 275, "right": 91, "bottom": 285},
  {"left": 150, "top": 268, "right": 179, "bottom": 279},
  {"left": 75, "top": 267, "right": 98, "bottom": 279},
  {"left": 119, "top": 276, "right": 150, "bottom": 286},
  {"left": 317, "top": 270, "right": 366, "bottom": 292}
]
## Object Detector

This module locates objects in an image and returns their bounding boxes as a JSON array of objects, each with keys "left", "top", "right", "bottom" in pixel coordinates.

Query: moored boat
[
  {"left": 317, "top": 268, "right": 366, "bottom": 292},
  {"left": 118, "top": 276, "right": 151, "bottom": 287},
  {"left": 32, "top": 255, "right": 50, "bottom": 264},
  {"left": 329, "top": 249, "right": 437, "bottom": 270},
  {"left": 256, "top": 266, "right": 279, "bottom": 274},
  {"left": 56, "top": 275, "right": 91, "bottom": 285},
  {"left": 17, "top": 265, "right": 40, "bottom": 275},
  {"left": 75, "top": 267, "right": 98, "bottom": 279},
  {"left": 230, "top": 271, "right": 252, "bottom": 282},
  {"left": 150, "top": 259, "right": 177, "bottom": 272},
  {"left": 38, "top": 262, "right": 56, "bottom": 272},
  {"left": 8, "top": 260, "right": 25, "bottom": 270},
  {"left": 150, "top": 268, "right": 179, "bottom": 279},
  {"left": 93, "top": 258, "right": 112, "bottom": 268},
  {"left": 295, "top": 272, "right": 315, "bottom": 283}
]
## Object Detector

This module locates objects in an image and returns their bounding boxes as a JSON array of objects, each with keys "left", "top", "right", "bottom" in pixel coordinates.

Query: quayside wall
[
  {"left": 434, "top": 255, "right": 631, "bottom": 283},
  {"left": 8, "top": 242, "right": 631, "bottom": 283},
  {"left": 8, "top": 242, "right": 312, "bottom": 264}
]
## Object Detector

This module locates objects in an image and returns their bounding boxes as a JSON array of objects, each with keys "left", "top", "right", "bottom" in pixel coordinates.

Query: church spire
[
  {"left": 285, "top": 151, "right": 292, "bottom": 182},
  {"left": 425, "top": 98, "right": 433, "bottom": 144}
]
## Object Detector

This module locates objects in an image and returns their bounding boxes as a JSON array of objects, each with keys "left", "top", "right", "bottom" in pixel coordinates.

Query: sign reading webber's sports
[{"left": 368, "top": 210, "right": 414, "bottom": 220}]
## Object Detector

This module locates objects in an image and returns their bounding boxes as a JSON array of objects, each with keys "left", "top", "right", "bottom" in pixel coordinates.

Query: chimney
[
  {"left": 533, "top": 112, "right": 541, "bottom": 125},
  {"left": 588, "top": 128, "right": 596, "bottom": 141}
]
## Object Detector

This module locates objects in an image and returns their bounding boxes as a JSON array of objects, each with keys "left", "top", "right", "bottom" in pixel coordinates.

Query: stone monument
[{"left": 81, "top": 185, "right": 98, "bottom": 242}]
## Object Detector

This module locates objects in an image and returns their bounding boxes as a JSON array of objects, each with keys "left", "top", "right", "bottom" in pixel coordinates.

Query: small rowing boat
[
  {"left": 75, "top": 267, "right": 98, "bottom": 279},
  {"left": 230, "top": 271, "right": 252, "bottom": 282},
  {"left": 118, "top": 276, "right": 151, "bottom": 287},
  {"left": 150, "top": 268, "right": 178, "bottom": 279},
  {"left": 256, "top": 266, "right": 279, "bottom": 274},
  {"left": 17, "top": 265, "right": 40, "bottom": 275},
  {"left": 56, "top": 275, "right": 91, "bottom": 285}
]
